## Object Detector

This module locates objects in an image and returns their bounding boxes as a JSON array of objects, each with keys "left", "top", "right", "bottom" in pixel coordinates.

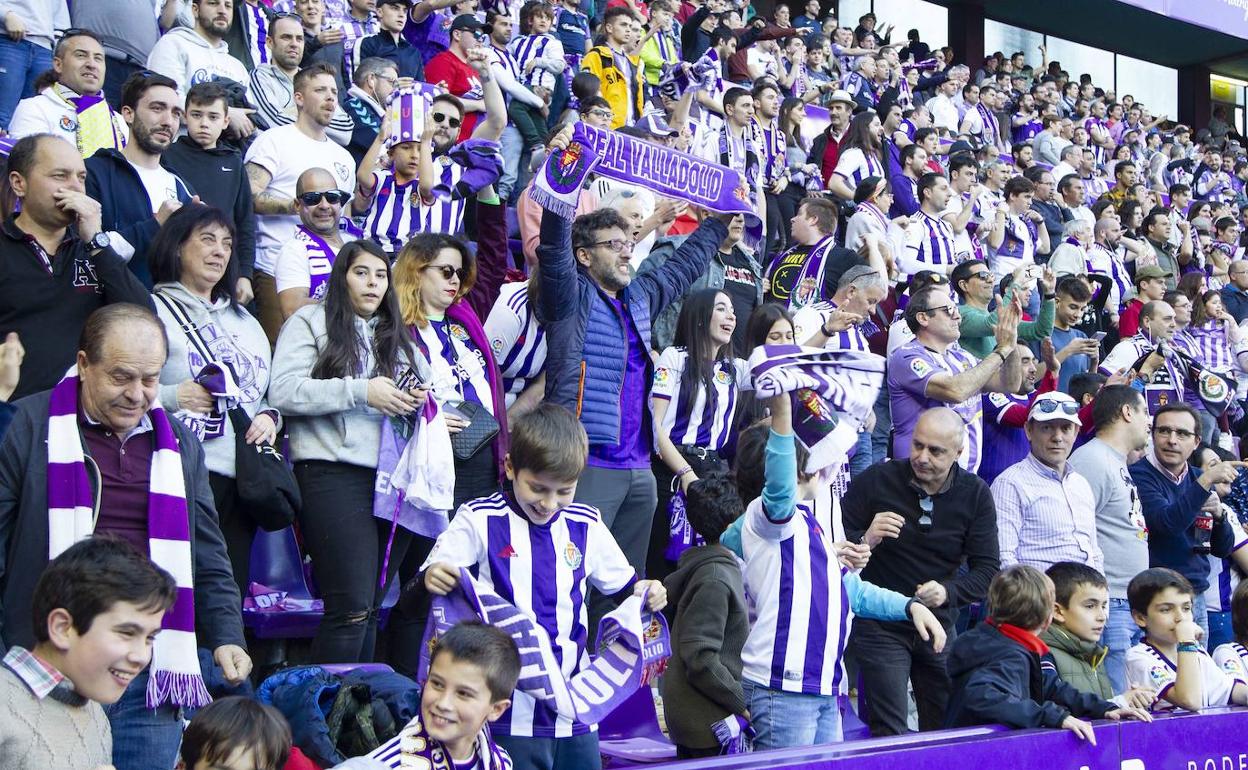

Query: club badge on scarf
[
  {"left": 665, "top": 489, "right": 705, "bottom": 562},
  {"left": 419, "top": 568, "right": 671, "bottom": 727},
  {"left": 177, "top": 362, "right": 242, "bottom": 441},
  {"left": 530, "top": 121, "right": 755, "bottom": 224},
  {"left": 748, "top": 345, "right": 886, "bottom": 473}
]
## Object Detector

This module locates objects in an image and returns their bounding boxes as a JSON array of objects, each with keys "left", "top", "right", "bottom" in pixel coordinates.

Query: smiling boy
[
  {"left": 422, "top": 403, "right": 666, "bottom": 770},
  {"left": 0, "top": 537, "right": 176, "bottom": 770}
]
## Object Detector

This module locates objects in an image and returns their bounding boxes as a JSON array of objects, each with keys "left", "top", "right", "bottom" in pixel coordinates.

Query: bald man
[
  {"left": 272, "top": 167, "right": 356, "bottom": 325},
  {"left": 842, "top": 407, "right": 1001, "bottom": 736}
]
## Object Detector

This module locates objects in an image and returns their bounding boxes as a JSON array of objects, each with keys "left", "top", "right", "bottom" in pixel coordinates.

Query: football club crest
[
  {"left": 564, "top": 541, "right": 583, "bottom": 570},
  {"left": 449, "top": 324, "right": 469, "bottom": 341},
  {"left": 545, "top": 142, "right": 594, "bottom": 196},
  {"left": 59, "top": 115, "right": 77, "bottom": 132}
]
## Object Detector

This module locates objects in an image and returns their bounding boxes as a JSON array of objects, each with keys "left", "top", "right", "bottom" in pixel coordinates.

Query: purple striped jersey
[
  {"left": 484, "top": 281, "right": 547, "bottom": 408},
  {"left": 888, "top": 338, "right": 983, "bottom": 472},
  {"left": 413, "top": 318, "right": 496, "bottom": 416},
  {"left": 240, "top": 1, "right": 270, "bottom": 66},
  {"left": 739, "top": 496, "right": 849, "bottom": 695},
  {"left": 755, "top": 117, "right": 786, "bottom": 186},
  {"left": 424, "top": 154, "right": 469, "bottom": 235},
  {"left": 902, "top": 211, "right": 957, "bottom": 276},
  {"left": 1086, "top": 242, "right": 1130, "bottom": 309},
  {"left": 362, "top": 169, "right": 421, "bottom": 255},
  {"left": 509, "top": 33, "right": 561, "bottom": 92},
  {"left": 1083, "top": 117, "right": 1109, "bottom": 166},
  {"left": 339, "top": 14, "right": 379, "bottom": 80},
  {"left": 650, "top": 347, "right": 749, "bottom": 453},
  {"left": 792, "top": 301, "right": 873, "bottom": 353},
  {"left": 1188, "top": 320, "right": 1236, "bottom": 372},
  {"left": 421, "top": 493, "right": 636, "bottom": 736},
  {"left": 488, "top": 43, "right": 523, "bottom": 88}
]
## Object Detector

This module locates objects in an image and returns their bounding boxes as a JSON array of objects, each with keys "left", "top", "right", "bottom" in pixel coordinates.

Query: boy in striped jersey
[
  {"left": 422, "top": 404, "right": 667, "bottom": 769},
  {"left": 720, "top": 393, "right": 946, "bottom": 749}
]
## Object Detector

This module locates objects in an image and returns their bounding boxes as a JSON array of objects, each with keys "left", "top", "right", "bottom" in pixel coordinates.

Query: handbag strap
[{"left": 154, "top": 290, "right": 218, "bottom": 367}]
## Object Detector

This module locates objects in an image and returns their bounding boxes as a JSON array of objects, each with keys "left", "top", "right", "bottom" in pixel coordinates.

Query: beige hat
[{"left": 827, "top": 89, "right": 856, "bottom": 107}]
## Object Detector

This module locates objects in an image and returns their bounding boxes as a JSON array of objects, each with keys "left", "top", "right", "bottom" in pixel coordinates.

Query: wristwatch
[{"left": 86, "top": 231, "right": 111, "bottom": 253}]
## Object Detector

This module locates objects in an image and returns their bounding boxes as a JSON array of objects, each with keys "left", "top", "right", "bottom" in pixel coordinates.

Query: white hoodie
[{"left": 146, "top": 26, "right": 250, "bottom": 99}]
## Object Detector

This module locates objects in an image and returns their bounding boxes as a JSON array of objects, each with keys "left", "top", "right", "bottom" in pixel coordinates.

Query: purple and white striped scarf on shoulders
[{"left": 46, "top": 366, "right": 209, "bottom": 709}]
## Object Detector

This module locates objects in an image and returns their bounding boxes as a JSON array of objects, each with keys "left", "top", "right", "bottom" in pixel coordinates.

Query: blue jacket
[
  {"left": 357, "top": 32, "right": 424, "bottom": 79},
  {"left": 536, "top": 210, "right": 726, "bottom": 446},
  {"left": 1130, "top": 458, "right": 1239, "bottom": 592},
  {"left": 945, "top": 621, "right": 1114, "bottom": 729},
  {"left": 85, "top": 148, "right": 195, "bottom": 288},
  {"left": 1222, "top": 284, "right": 1248, "bottom": 325}
]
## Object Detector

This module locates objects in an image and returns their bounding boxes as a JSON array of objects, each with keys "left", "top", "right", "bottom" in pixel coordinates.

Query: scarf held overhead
[
  {"left": 419, "top": 568, "right": 671, "bottom": 727},
  {"left": 530, "top": 121, "right": 754, "bottom": 221},
  {"left": 46, "top": 366, "right": 209, "bottom": 709}
]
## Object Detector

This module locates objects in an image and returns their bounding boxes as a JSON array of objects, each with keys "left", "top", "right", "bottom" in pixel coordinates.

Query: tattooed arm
[{"left": 246, "top": 163, "right": 295, "bottom": 216}]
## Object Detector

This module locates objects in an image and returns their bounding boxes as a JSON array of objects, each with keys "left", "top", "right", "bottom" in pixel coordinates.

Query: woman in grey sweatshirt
[
  {"left": 268, "top": 240, "right": 432, "bottom": 663},
  {"left": 150, "top": 206, "right": 277, "bottom": 596}
]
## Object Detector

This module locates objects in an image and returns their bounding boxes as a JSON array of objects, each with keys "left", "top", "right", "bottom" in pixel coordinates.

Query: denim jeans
[
  {"left": 1194, "top": 593, "right": 1211, "bottom": 643},
  {"left": 0, "top": 37, "right": 51, "bottom": 127},
  {"left": 870, "top": 384, "right": 891, "bottom": 463},
  {"left": 1102, "top": 598, "right": 1142, "bottom": 694},
  {"left": 742, "top": 679, "right": 842, "bottom": 750},
  {"left": 499, "top": 124, "right": 524, "bottom": 203},
  {"left": 848, "top": 426, "right": 873, "bottom": 478}
]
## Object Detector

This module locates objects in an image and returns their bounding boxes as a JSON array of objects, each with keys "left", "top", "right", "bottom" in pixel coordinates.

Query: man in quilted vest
[{"left": 536, "top": 201, "right": 729, "bottom": 630}]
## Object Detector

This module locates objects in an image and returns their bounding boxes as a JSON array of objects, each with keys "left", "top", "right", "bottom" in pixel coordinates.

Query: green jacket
[
  {"left": 957, "top": 293, "right": 1055, "bottom": 360},
  {"left": 1039, "top": 624, "right": 1116, "bottom": 701}
]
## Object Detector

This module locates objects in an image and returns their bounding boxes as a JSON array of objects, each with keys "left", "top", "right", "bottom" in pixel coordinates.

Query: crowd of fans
[{"left": 1, "top": 0, "right": 1248, "bottom": 768}]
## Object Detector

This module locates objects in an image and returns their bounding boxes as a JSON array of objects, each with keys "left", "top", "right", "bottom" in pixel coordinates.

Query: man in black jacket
[
  {"left": 842, "top": 407, "right": 1000, "bottom": 735},
  {"left": 0, "top": 134, "right": 153, "bottom": 401},
  {"left": 164, "top": 82, "right": 257, "bottom": 304},
  {"left": 0, "top": 303, "right": 248, "bottom": 770}
]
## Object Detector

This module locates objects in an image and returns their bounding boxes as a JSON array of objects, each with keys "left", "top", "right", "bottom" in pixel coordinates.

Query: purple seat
[
  {"left": 599, "top": 687, "right": 676, "bottom": 766},
  {"left": 244, "top": 527, "right": 324, "bottom": 639}
]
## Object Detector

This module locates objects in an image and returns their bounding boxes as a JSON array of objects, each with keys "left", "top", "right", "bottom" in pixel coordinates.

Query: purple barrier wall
[{"left": 644, "top": 708, "right": 1248, "bottom": 770}]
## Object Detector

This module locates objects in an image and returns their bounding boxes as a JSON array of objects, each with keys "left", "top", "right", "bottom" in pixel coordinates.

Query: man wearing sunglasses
[
  {"left": 992, "top": 391, "right": 1103, "bottom": 577},
  {"left": 843, "top": 407, "right": 1000, "bottom": 736},
  {"left": 273, "top": 168, "right": 354, "bottom": 319},
  {"left": 424, "top": 14, "right": 491, "bottom": 143}
]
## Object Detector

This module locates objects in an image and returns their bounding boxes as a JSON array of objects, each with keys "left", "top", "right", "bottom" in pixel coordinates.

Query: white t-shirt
[
  {"left": 273, "top": 228, "right": 355, "bottom": 296},
  {"left": 244, "top": 124, "right": 356, "bottom": 274},
  {"left": 108, "top": 162, "right": 183, "bottom": 261},
  {"left": 1126, "top": 641, "right": 1244, "bottom": 711}
]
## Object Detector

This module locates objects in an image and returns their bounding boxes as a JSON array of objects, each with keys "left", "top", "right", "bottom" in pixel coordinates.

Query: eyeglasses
[
  {"left": 592, "top": 238, "right": 636, "bottom": 254},
  {"left": 424, "top": 264, "right": 469, "bottom": 282},
  {"left": 1032, "top": 399, "right": 1080, "bottom": 416},
  {"left": 916, "top": 304, "right": 957, "bottom": 318},
  {"left": 299, "top": 190, "right": 350, "bottom": 206},
  {"left": 1154, "top": 425, "right": 1197, "bottom": 440},
  {"left": 587, "top": 108, "right": 614, "bottom": 119},
  {"left": 374, "top": 73, "right": 399, "bottom": 85},
  {"left": 431, "top": 111, "right": 462, "bottom": 129}
]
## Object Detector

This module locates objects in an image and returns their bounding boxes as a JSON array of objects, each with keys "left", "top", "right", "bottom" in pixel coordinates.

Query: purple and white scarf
[
  {"left": 369, "top": 711, "right": 513, "bottom": 770},
  {"left": 530, "top": 121, "right": 754, "bottom": 223},
  {"left": 373, "top": 401, "right": 455, "bottom": 539},
  {"left": 419, "top": 568, "right": 671, "bottom": 727},
  {"left": 46, "top": 367, "right": 209, "bottom": 709},
  {"left": 748, "top": 345, "right": 885, "bottom": 473},
  {"left": 976, "top": 102, "right": 1000, "bottom": 149},
  {"left": 785, "top": 235, "right": 841, "bottom": 310}
]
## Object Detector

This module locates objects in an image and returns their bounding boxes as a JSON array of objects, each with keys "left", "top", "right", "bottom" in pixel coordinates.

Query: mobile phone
[{"left": 1093, "top": 331, "right": 1108, "bottom": 342}]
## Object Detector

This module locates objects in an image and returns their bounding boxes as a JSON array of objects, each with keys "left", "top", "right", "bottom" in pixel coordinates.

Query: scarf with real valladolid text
[
  {"left": 419, "top": 568, "right": 671, "bottom": 727},
  {"left": 46, "top": 366, "right": 209, "bottom": 709}
]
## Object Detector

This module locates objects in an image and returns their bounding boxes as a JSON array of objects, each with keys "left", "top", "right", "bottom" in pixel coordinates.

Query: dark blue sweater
[{"left": 1129, "top": 458, "right": 1239, "bottom": 592}]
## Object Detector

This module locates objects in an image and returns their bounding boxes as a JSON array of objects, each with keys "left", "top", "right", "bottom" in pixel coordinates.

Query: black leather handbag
[
  {"left": 446, "top": 399, "right": 499, "bottom": 461},
  {"left": 228, "top": 408, "right": 300, "bottom": 531}
]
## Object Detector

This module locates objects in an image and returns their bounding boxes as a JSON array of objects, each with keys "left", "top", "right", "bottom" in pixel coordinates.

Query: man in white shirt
[
  {"left": 1058, "top": 174, "right": 1093, "bottom": 227},
  {"left": 925, "top": 78, "right": 959, "bottom": 134},
  {"left": 247, "top": 14, "right": 355, "bottom": 145},
  {"left": 9, "top": 30, "right": 129, "bottom": 157},
  {"left": 245, "top": 63, "right": 357, "bottom": 343},
  {"left": 1049, "top": 144, "right": 1080, "bottom": 186},
  {"left": 147, "top": 0, "right": 255, "bottom": 139}
]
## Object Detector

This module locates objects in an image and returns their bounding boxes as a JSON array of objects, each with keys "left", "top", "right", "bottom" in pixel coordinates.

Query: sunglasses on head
[
  {"left": 424, "top": 264, "right": 469, "bottom": 282},
  {"left": 432, "top": 111, "right": 462, "bottom": 129},
  {"left": 299, "top": 190, "right": 350, "bottom": 206},
  {"left": 1032, "top": 399, "right": 1080, "bottom": 416}
]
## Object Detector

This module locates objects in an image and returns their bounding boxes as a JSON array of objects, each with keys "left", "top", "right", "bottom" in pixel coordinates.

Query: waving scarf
[
  {"left": 46, "top": 367, "right": 209, "bottom": 709},
  {"left": 419, "top": 568, "right": 671, "bottom": 728},
  {"left": 530, "top": 121, "right": 754, "bottom": 223},
  {"left": 373, "top": 400, "right": 455, "bottom": 539},
  {"left": 748, "top": 345, "right": 886, "bottom": 473}
]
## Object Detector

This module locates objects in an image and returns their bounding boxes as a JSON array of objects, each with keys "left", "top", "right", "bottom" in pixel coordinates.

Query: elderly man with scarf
[{"left": 0, "top": 304, "right": 248, "bottom": 770}]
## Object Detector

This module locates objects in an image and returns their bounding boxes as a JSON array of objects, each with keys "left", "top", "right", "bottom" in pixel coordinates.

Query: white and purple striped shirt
[
  {"left": 339, "top": 13, "right": 380, "bottom": 80},
  {"left": 362, "top": 169, "right": 421, "bottom": 255},
  {"left": 650, "top": 347, "right": 748, "bottom": 453},
  {"left": 415, "top": 317, "right": 496, "bottom": 416},
  {"left": 1087, "top": 242, "right": 1130, "bottom": 309},
  {"left": 899, "top": 210, "right": 957, "bottom": 278},
  {"left": 832, "top": 147, "right": 883, "bottom": 190},
  {"left": 1187, "top": 319, "right": 1236, "bottom": 372},
  {"left": 509, "top": 33, "right": 563, "bottom": 93},
  {"left": 484, "top": 281, "right": 547, "bottom": 408},
  {"left": 792, "top": 301, "right": 874, "bottom": 353},
  {"left": 424, "top": 154, "right": 469, "bottom": 235},
  {"left": 239, "top": 1, "right": 270, "bottom": 67},
  {"left": 991, "top": 454, "right": 1104, "bottom": 573},
  {"left": 421, "top": 493, "right": 636, "bottom": 736}
]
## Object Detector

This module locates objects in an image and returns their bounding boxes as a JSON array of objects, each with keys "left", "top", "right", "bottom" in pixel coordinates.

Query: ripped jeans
[{"left": 295, "top": 460, "right": 412, "bottom": 663}]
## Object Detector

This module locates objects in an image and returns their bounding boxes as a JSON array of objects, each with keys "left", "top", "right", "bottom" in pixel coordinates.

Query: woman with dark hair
[
  {"left": 828, "top": 110, "right": 885, "bottom": 200},
  {"left": 150, "top": 205, "right": 276, "bottom": 595},
  {"left": 268, "top": 240, "right": 431, "bottom": 663},
  {"left": 1186, "top": 289, "right": 1242, "bottom": 443},
  {"left": 647, "top": 288, "right": 749, "bottom": 579}
]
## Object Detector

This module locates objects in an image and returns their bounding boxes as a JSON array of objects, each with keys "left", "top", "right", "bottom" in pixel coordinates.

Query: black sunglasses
[
  {"left": 424, "top": 264, "right": 469, "bottom": 282},
  {"left": 299, "top": 190, "right": 350, "bottom": 206},
  {"left": 431, "top": 111, "right": 462, "bottom": 129}
]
